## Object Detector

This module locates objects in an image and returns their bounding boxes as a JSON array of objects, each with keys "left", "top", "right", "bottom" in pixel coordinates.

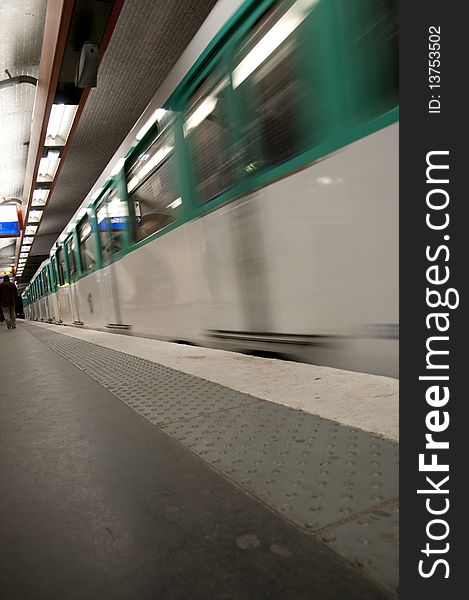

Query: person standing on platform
[{"left": 0, "top": 275, "right": 18, "bottom": 330}]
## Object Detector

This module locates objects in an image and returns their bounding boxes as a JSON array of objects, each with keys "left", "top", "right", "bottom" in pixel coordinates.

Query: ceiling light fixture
[
  {"left": 28, "top": 210, "right": 43, "bottom": 224},
  {"left": 166, "top": 197, "right": 182, "bottom": 209},
  {"left": 37, "top": 150, "right": 61, "bottom": 183},
  {"left": 32, "top": 189, "right": 50, "bottom": 206},
  {"left": 45, "top": 104, "right": 79, "bottom": 146},
  {"left": 232, "top": 0, "right": 319, "bottom": 89},
  {"left": 127, "top": 145, "right": 173, "bottom": 192},
  {"left": 184, "top": 96, "right": 219, "bottom": 134}
]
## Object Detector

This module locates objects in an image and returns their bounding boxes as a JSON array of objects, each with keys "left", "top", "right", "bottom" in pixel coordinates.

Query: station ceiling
[
  {"left": 0, "top": 0, "right": 46, "bottom": 259},
  {"left": 0, "top": 0, "right": 218, "bottom": 289}
]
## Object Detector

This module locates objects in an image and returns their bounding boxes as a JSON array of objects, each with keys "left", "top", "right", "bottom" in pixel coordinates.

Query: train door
[
  {"left": 54, "top": 245, "right": 73, "bottom": 323},
  {"left": 45, "top": 269, "right": 52, "bottom": 321},
  {"left": 65, "top": 234, "right": 82, "bottom": 324},
  {"left": 48, "top": 259, "right": 59, "bottom": 323},
  {"left": 99, "top": 264, "right": 122, "bottom": 326},
  {"left": 38, "top": 274, "right": 47, "bottom": 321},
  {"left": 95, "top": 189, "right": 128, "bottom": 327},
  {"left": 201, "top": 193, "right": 272, "bottom": 334}
]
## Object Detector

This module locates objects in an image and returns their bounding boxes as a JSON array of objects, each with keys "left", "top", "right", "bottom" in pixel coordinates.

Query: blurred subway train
[{"left": 22, "top": 0, "right": 399, "bottom": 377}]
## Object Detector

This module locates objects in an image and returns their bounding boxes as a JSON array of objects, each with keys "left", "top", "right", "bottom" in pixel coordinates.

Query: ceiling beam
[
  {"left": 15, "top": 0, "right": 126, "bottom": 285},
  {"left": 16, "top": 0, "right": 75, "bottom": 264}
]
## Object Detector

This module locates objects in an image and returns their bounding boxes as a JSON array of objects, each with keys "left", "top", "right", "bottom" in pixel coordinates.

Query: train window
[
  {"left": 184, "top": 69, "right": 235, "bottom": 204},
  {"left": 44, "top": 265, "right": 52, "bottom": 293},
  {"left": 96, "top": 200, "right": 109, "bottom": 262},
  {"left": 65, "top": 235, "right": 77, "bottom": 280},
  {"left": 96, "top": 188, "right": 128, "bottom": 261},
  {"left": 50, "top": 264, "right": 56, "bottom": 290},
  {"left": 127, "top": 123, "right": 180, "bottom": 242},
  {"left": 232, "top": 0, "right": 323, "bottom": 172},
  {"left": 78, "top": 216, "right": 96, "bottom": 272},
  {"left": 57, "top": 246, "right": 66, "bottom": 285},
  {"left": 338, "top": 0, "right": 398, "bottom": 121}
]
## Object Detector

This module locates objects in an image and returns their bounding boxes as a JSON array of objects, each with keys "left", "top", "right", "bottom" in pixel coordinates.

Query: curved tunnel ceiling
[{"left": 0, "top": 0, "right": 47, "bottom": 266}]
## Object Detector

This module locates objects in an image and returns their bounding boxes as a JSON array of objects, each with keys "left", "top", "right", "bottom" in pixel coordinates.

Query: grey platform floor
[{"left": 0, "top": 323, "right": 397, "bottom": 599}]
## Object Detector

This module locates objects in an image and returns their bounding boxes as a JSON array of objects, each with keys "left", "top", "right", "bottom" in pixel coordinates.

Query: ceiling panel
[
  {"left": 0, "top": 0, "right": 47, "bottom": 283},
  {"left": 0, "top": 0, "right": 47, "bottom": 200}
]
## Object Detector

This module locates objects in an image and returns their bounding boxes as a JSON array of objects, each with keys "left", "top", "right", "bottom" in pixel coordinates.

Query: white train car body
[{"left": 23, "top": 0, "right": 398, "bottom": 377}]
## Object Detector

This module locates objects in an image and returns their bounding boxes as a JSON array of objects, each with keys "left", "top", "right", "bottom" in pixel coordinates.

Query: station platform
[{"left": 0, "top": 321, "right": 398, "bottom": 599}]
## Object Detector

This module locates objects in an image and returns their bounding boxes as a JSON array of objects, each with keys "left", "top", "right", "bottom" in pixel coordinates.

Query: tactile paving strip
[
  {"left": 163, "top": 402, "right": 398, "bottom": 530},
  {"left": 26, "top": 326, "right": 260, "bottom": 423},
  {"left": 25, "top": 324, "right": 399, "bottom": 595},
  {"left": 320, "top": 501, "right": 399, "bottom": 596}
]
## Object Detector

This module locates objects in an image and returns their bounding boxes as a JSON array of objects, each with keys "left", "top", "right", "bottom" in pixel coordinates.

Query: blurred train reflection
[{"left": 23, "top": 0, "right": 398, "bottom": 377}]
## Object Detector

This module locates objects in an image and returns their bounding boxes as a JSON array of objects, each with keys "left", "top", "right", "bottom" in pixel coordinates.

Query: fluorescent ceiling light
[
  {"left": 184, "top": 97, "right": 218, "bottom": 135},
  {"left": 232, "top": 0, "right": 319, "bottom": 88},
  {"left": 136, "top": 108, "right": 167, "bottom": 141},
  {"left": 23, "top": 236, "right": 34, "bottom": 244},
  {"left": 127, "top": 145, "right": 173, "bottom": 192},
  {"left": 28, "top": 210, "right": 43, "bottom": 224},
  {"left": 37, "top": 150, "right": 61, "bottom": 183},
  {"left": 32, "top": 189, "right": 49, "bottom": 206},
  {"left": 20, "top": 252, "right": 29, "bottom": 258},
  {"left": 166, "top": 197, "right": 182, "bottom": 209},
  {"left": 45, "top": 104, "right": 79, "bottom": 146},
  {"left": 25, "top": 225, "right": 38, "bottom": 235}
]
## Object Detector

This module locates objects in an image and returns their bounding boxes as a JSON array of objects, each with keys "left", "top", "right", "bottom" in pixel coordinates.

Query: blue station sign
[{"left": 0, "top": 204, "right": 21, "bottom": 237}]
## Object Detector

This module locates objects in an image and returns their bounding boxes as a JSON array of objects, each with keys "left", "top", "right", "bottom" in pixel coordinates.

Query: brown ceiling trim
[
  {"left": 99, "top": 0, "right": 127, "bottom": 59},
  {"left": 17, "top": 0, "right": 76, "bottom": 264},
  {"left": 17, "top": 0, "right": 127, "bottom": 279},
  {"left": 39, "top": 0, "right": 128, "bottom": 214}
]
